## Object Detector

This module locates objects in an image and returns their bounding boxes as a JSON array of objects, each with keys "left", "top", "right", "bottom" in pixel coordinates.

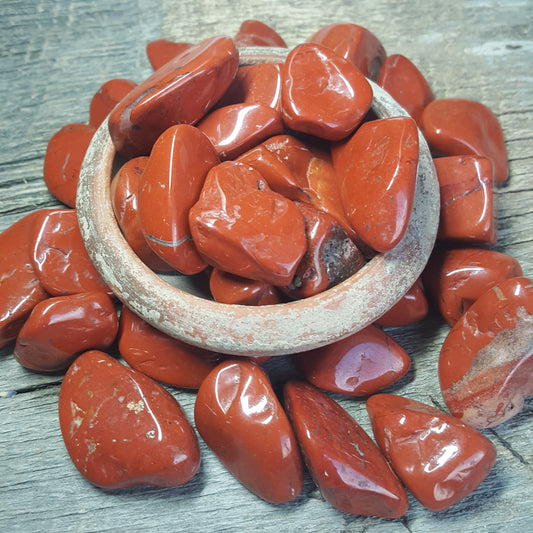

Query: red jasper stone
[
  {"left": 296, "top": 324, "right": 411, "bottom": 396},
  {"left": 194, "top": 360, "right": 303, "bottom": 503},
  {"left": 14, "top": 292, "right": 118, "bottom": 373},
  {"left": 146, "top": 39, "right": 192, "bottom": 70},
  {"left": 233, "top": 20, "right": 287, "bottom": 47},
  {"left": 306, "top": 23, "right": 386, "bottom": 80},
  {"left": 209, "top": 268, "right": 282, "bottom": 306},
  {"left": 217, "top": 63, "right": 283, "bottom": 111},
  {"left": 118, "top": 305, "right": 222, "bottom": 388},
  {"left": 439, "top": 277, "right": 533, "bottom": 428},
  {"left": 108, "top": 36, "right": 239, "bottom": 159},
  {"left": 434, "top": 155, "right": 496, "bottom": 245},
  {"left": 89, "top": 78, "right": 137, "bottom": 128},
  {"left": 197, "top": 103, "right": 283, "bottom": 161},
  {"left": 376, "top": 54, "right": 434, "bottom": 124},
  {"left": 59, "top": 350, "right": 200, "bottom": 489},
  {"left": 284, "top": 381, "right": 408, "bottom": 517},
  {"left": 281, "top": 43, "right": 373, "bottom": 141},
  {"left": 110, "top": 157, "right": 174, "bottom": 272},
  {"left": 367, "top": 394, "right": 497, "bottom": 512},
  {"left": 375, "top": 278, "right": 428, "bottom": 327},
  {"left": 30, "top": 209, "right": 112, "bottom": 296},
  {"left": 0, "top": 211, "right": 49, "bottom": 348},
  {"left": 138, "top": 124, "right": 219, "bottom": 275},
  {"left": 334, "top": 116, "right": 419, "bottom": 252},
  {"left": 43, "top": 123, "right": 96, "bottom": 207},
  {"left": 189, "top": 161, "right": 307, "bottom": 286},
  {"left": 281, "top": 202, "right": 365, "bottom": 299},
  {"left": 423, "top": 247, "right": 523, "bottom": 326},
  {"left": 420, "top": 98, "right": 509, "bottom": 185}
]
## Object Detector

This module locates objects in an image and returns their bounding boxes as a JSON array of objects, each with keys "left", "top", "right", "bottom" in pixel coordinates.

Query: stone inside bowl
[{"left": 76, "top": 46, "right": 440, "bottom": 357}]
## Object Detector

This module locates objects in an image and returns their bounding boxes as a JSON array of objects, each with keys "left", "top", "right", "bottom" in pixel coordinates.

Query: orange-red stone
[
  {"left": 89, "top": 78, "right": 137, "bottom": 128},
  {"left": 59, "top": 350, "right": 200, "bottom": 488},
  {"left": 194, "top": 360, "right": 303, "bottom": 503},
  {"left": 439, "top": 277, "right": 533, "bottom": 428},
  {"left": 146, "top": 39, "right": 192, "bottom": 70},
  {"left": 284, "top": 381, "right": 408, "bottom": 517},
  {"left": 367, "top": 394, "right": 497, "bottom": 512},
  {"left": 375, "top": 278, "right": 428, "bottom": 327},
  {"left": 233, "top": 20, "right": 287, "bottom": 47}
]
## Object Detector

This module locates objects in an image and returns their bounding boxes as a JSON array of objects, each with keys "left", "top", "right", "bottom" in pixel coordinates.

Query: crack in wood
[
  {"left": 489, "top": 428, "right": 531, "bottom": 469},
  {"left": 400, "top": 516, "right": 413, "bottom": 533},
  {"left": 1, "top": 379, "right": 62, "bottom": 398}
]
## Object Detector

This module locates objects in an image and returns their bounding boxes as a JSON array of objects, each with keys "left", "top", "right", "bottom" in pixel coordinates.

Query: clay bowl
[{"left": 77, "top": 46, "right": 440, "bottom": 357}]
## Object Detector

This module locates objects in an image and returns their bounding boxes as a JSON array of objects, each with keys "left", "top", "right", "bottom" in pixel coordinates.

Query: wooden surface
[{"left": 1, "top": 0, "right": 532, "bottom": 531}]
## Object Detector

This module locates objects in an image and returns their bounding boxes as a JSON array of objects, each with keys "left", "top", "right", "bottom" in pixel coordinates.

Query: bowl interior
[{"left": 76, "top": 46, "right": 440, "bottom": 357}]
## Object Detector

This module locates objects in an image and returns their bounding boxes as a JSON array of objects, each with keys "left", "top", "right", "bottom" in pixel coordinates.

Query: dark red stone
[
  {"left": 333, "top": 116, "right": 419, "bottom": 252},
  {"left": 30, "top": 209, "right": 112, "bottom": 296},
  {"left": 137, "top": 124, "right": 219, "bottom": 275},
  {"left": 439, "top": 277, "right": 533, "bottom": 428},
  {"left": 43, "top": 123, "right": 96, "bottom": 207},
  {"left": 435, "top": 155, "right": 496, "bottom": 245},
  {"left": 421, "top": 98, "right": 509, "bottom": 185},
  {"left": 108, "top": 36, "right": 239, "bottom": 159},
  {"left": 146, "top": 39, "right": 193, "bottom": 70},
  {"left": 284, "top": 381, "right": 408, "bottom": 517},
  {"left": 296, "top": 324, "right": 411, "bottom": 396},
  {"left": 89, "top": 78, "right": 137, "bottom": 128},
  {"left": 281, "top": 43, "right": 373, "bottom": 141},
  {"left": 306, "top": 23, "right": 386, "bottom": 80},
  {"left": 197, "top": 103, "right": 283, "bottom": 161},
  {"left": 0, "top": 211, "right": 49, "bottom": 348},
  {"left": 367, "top": 394, "right": 497, "bottom": 512},
  {"left": 209, "top": 268, "right": 282, "bottom": 305},
  {"left": 194, "top": 359, "right": 303, "bottom": 503},
  {"left": 281, "top": 202, "right": 365, "bottom": 299},
  {"left": 189, "top": 161, "right": 307, "bottom": 286},
  {"left": 423, "top": 247, "right": 523, "bottom": 326},
  {"left": 14, "top": 292, "right": 118, "bottom": 373},
  {"left": 58, "top": 350, "right": 200, "bottom": 489},
  {"left": 375, "top": 278, "right": 428, "bottom": 327},
  {"left": 233, "top": 20, "right": 287, "bottom": 47},
  {"left": 118, "top": 305, "right": 222, "bottom": 388},
  {"left": 376, "top": 54, "right": 434, "bottom": 124}
]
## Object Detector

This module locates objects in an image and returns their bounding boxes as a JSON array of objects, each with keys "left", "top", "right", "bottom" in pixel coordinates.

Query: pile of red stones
[{"left": 1, "top": 19, "right": 532, "bottom": 518}]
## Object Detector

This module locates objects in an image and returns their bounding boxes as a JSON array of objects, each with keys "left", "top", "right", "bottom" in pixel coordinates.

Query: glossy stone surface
[
  {"left": 284, "top": 381, "right": 408, "bottom": 517},
  {"left": 376, "top": 54, "right": 434, "bottom": 124},
  {"left": 30, "top": 209, "right": 112, "bottom": 296},
  {"left": 110, "top": 156, "right": 174, "bottom": 272},
  {"left": 296, "top": 324, "right": 411, "bottom": 396},
  {"left": 138, "top": 124, "right": 219, "bottom": 275},
  {"left": 14, "top": 292, "right": 118, "bottom": 373},
  {"left": 217, "top": 63, "right": 283, "bottom": 111},
  {"left": 89, "top": 78, "right": 137, "bottom": 128},
  {"left": 233, "top": 19, "right": 287, "bottom": 47},
  {"left": 367, "top": 394, "right": 497, "bottom": 512},
  {"left": 59, "top": 350, "right": 200, "bottom": 489},
  {"left": 434, "top": 155, "right": 496, "bottom": 245},
  {"left": 197, "top": 103, "right": 283, "bottom": 161},
  {"left": 281, "top": 43, "right": 373, "bottom": 141},
  {"left": 306, "top": 23, "right": 386, "bottom": 80},
  {"left": 423, "top": 247, "right": 523, "bottom": 325},
  {"left": 108, "top": 35, "right": 239, "bottom": 159},
  {"left": 194, "top": 360, "right": 303, "bottom": 503},
  {"left": 281, "top": 202, "right": 365, "bottom": 299},
  {"left": 0, "top": 211, "right": 49, "bottom": 348},
  {"left": 334, "top": 116, "right": 419, "bottom": 252},
  {"left": 146, "top": 39, "right": 192, "bottom": 70},
  {"left": 375, "top": 278, "right": 428, "bottom": 327},
  {"left": 209, "top": 268, "right": 282, "bottom": 305},
  {"left": 43, "top": 123, "right": 96, "bottom": 207},
  {"left": 189, "top": 161, "right": 307, "bottom": 286},
  {"left": 439, "top": 276, "right": 533, "bottom": 428},
  {"left": 118, "top": 305, "right": 222, "bottom": 388},
  {"left": 421, "top": 98, "right": 509, "bottom": 185}
]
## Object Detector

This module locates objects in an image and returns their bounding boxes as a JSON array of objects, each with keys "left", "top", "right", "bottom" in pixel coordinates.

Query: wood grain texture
[{"left": 1, "top": 0, "right": 532, "bottom": 531}]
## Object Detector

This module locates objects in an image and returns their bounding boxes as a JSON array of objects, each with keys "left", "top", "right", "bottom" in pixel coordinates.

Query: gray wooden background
[{"left": 1, "top": 0, "right": 531, "bottom": 531}]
